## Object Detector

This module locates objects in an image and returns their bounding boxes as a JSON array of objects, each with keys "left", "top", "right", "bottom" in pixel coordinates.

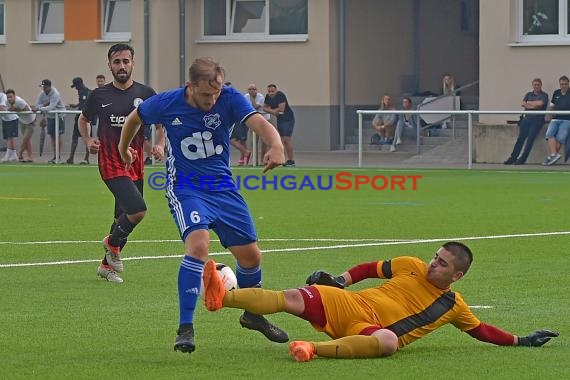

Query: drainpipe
[
  {"left": 179, "top": 0, "right": 186, "bottom": 85},
  {"left": 144, "top": 0, "right": 150, "bottom": 85},
  {"left": 339, "top": 0, "right": 345, "bottom": 149}
]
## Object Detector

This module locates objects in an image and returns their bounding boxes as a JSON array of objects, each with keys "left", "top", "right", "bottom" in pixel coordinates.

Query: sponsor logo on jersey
[
  {"left": 181, "top": 130, "right": 224, "bottom": 160},
  {"left": 110, "top": 114, "right": 127, "bottom": 128},
  {"left": 172, "top": 117, "right": 183, "bottom": 126}
]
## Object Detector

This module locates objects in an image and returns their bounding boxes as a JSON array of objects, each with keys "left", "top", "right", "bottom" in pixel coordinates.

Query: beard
[{"left": 113, "top": 69, "right": 131, "bottom": 84}]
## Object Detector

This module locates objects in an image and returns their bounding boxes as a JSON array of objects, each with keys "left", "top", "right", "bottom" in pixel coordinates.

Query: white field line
[
  {"left": 0, "top": 238, "right": 402, "bottom": 245},
  {"left": 0, "top": 230, "right": 568, "bottom": 269}
]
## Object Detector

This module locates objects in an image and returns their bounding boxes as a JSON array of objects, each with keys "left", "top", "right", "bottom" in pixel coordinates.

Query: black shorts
[
  {"left": 230, "top": 122, "right": 248, "bottom": 142},
  {"left": 143, "top": 125, "right": 152, "bottom": 140},
  {"left": 2, "top": 119, "right": 19, "bottom": 138},
  {"left": 72, "top": 114, "right": 91, "bottom": 139},
  {"left": 277, "top": 120, "right": 295, "bottom": 137},
  {"left": 47, "top": 117, "right": 66, "bottom": 136},
  {"left": 103, "top": 177, "right": 146, "bottom": 219}
]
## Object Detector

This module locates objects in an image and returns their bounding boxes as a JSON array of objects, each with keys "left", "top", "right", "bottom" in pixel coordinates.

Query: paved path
[{"left": 3, "top": 148, "right": 568, "bottom": 171}]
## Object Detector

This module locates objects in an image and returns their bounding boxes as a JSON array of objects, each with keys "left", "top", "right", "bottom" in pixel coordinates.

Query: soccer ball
[{"left": 200, "top": 263, "right": 238, "bottom": 296}]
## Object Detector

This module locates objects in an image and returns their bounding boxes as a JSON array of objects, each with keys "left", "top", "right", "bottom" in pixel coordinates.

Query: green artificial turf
[{"left": 0, "top": 165, "right": 567, "bottom": 379}]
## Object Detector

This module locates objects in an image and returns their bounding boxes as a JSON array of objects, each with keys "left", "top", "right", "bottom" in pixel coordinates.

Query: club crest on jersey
[
  {"left": 203, "top": 113, "right": 221, "bottom": 130},
  {"left": 133, "top": 98, "right": 144, "bottom": 108}
]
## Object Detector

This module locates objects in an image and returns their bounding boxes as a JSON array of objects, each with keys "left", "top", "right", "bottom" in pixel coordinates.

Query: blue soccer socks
[{"left": 178, "top": 255, "right": 205, "bottom": 325}]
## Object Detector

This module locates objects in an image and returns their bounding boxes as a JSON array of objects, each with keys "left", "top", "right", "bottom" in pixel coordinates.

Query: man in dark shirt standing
[
  {"left": 263, "top": 84, "right": 296, "bottom": 166},
  {"left": 504, "top": 78, "right": 548, "bottom": 165},
  {"left": 542, "top": 75, "right": 570, "bottom": 166},
  {"left": 67, "top": 77, "right": 91, "bottom": 164},
  {"left": 79, "top": 43, "right": 164, "bottom": 283}
]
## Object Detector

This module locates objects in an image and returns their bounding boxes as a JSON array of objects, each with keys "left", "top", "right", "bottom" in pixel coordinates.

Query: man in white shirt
[
  {"left": 6, "top": 89, "right": 36, "bottom": 162},
  {"left": 0, "top": 91, "right": 20, "bottom": 162},
  {"left": 230, "top": 84, "right": 271, "bottom": 166}
]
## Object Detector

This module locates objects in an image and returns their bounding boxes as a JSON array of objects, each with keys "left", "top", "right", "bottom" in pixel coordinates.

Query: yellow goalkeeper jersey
[{"left": 314, "top": 256, "right": 481, "bottom": 348}]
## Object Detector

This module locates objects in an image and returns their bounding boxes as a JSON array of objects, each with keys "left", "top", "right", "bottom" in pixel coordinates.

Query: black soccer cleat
[
  {"left": 239, "top": 311, "right": 289, "bottom": 343},
  {"left": 174, "top": 324, "right": 196, "bottom": 354}
]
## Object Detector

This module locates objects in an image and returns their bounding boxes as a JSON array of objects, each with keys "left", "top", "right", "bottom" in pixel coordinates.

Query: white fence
[
  {"left": 356, "top": 109, "right": 570, "bottom": 169},
  {"left": 0, "top": 110, "right": 159, "bottom": 164}
]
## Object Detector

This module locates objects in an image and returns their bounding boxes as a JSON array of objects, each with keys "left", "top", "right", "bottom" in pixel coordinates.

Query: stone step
[
  {"left": 345, "top": 134, "right": 455, "bottom": 146},
  {"left": 344, "top": 142, "right": 442, "bottom": 153}
]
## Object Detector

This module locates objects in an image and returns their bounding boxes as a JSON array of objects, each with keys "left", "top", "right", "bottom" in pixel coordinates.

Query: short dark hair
[
  {"left": 443, "top": 241, "right": 473, "bottom": 274},
  {"left": 559, "top": 75, "right": 569, "bottom": 83},
  {"left": 5, "top": 89, "right": 15, "bottom": 95},
  {"left": 107, "top": 43, "right": 134, "bottom": 61},
  {"left": 403, "top": 96, "right": 412, "bottom": 104},
  {"left": 188, "top": 57, "right": 225, "bottom": 87},
  {"left": 96, "top": 74, "right": 106, "bottom": 80},
  {"left": 267, "top": 84, "right": 277, "bottom": 89}
]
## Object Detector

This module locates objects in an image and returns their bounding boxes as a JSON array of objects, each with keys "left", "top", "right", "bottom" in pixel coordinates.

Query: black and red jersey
[{"left": 83, "top": 82, "right": 156, "bottom": 180}]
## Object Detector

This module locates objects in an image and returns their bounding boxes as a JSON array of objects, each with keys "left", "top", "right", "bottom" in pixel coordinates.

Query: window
[
  {"left": 232, "top": 1, "right": 267, "bottom": 34},
  {"left": 102, "top": 0, "right": 131, "bottom": 40},
  {"left": 0, "top": 2, "right": 5, "bottom": 44},
  {"left": 203, "top": 0, "right": 307, "bottom": 40},
  {"left": 516, "top": 0, "right": 570, "bottom": 42},
  {"left": 37, "top": 0, "right": 64, "bottom": 41}
]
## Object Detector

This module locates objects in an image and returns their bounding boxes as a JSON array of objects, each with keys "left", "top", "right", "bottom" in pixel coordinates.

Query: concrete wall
[
  {"left": 416, "top": 0, "right": 479, "bottom": 95},
  {"left": 148, "top": 0, "right": 181, "bottom": 90},
  {"left": 473, "top": 123, "right": 549, "bottom": 164},
  {"left": 344, "top": 0, "right": 415, "bottom": 105},
  {"left": 344, "top": 0, "right": 478, "bottom": 105}
]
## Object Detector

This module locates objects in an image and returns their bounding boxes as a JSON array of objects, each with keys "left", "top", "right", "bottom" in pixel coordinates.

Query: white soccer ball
[{"left": 200, "top": 263, "right": 237, "bottom": 296}]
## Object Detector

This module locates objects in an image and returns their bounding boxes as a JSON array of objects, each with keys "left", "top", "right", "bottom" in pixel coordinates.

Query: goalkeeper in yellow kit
[{"left": 203, "top": 241, "right": 558, "bottom": 361}]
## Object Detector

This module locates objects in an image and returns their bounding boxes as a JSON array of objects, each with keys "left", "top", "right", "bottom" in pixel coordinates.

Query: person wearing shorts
[
  {"left": 263, "top": 84, "right": 296, "bottom": 166},
  {"left": 230, "top": 120, "right": 250, "bottom": 166},
  {"left": 78, "top": 43, "right": 163, "bottom": 284},
  {"left": 118, "top": 57, "right": 287, "bottom": 354},
  {"left": 542, "top": 75, "right": 570, "bottom": 166},
  {"left": 66, "top": 77, "right": 91, "bottom": 164},
  {"left": 32, "top": 79, "right": 66, "bottom": 163},
  {"left": 143, "top": 124, "right": 153, "bottom": 165},
  {"left": 202, "top": 242, "right": 559, "bottom": 362},
  {"left": 0, "top": 118, "right": 18, "bottom": 162},
  {"left": 0, "top": 90, "right": 20, "bottom": 162},
  {"left": 6, "top": 89, "right": 36, "bottom": 162}
]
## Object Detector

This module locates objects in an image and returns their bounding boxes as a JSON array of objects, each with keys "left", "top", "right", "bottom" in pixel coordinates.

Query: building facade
[
  {"left": 0, "top": 0, "right": 489, "bottom": 151},
  {"left": 480, "top": 0, "right": 570, "bottom": 124}
]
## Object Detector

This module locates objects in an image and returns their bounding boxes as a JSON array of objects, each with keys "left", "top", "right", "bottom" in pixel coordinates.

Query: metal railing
[
  {"left": 356, "top": 109, "right": 570, "bottom": 169},
  {"left": 0, "top": 110, "right": 79, "bottom": 164},
  {"left": 417, "top": 79, "right": 479, "bottom": 139},
  {"left": 0, "top": 110, "right": 159, "bottom": 165}
]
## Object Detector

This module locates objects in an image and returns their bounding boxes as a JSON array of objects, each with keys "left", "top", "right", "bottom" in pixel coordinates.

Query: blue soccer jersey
[{"left": 137, "top": 85, "right": 256, "bottom": 193}]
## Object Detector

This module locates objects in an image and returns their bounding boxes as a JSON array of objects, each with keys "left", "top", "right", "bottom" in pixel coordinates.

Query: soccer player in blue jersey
[{"left": 117, "top": 57, "right": 288, "bottom": 354}]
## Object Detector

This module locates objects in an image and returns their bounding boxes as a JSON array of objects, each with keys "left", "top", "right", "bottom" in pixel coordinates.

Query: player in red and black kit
[{"left": 79, "top": 43, "right": 165, "bottom": 283}]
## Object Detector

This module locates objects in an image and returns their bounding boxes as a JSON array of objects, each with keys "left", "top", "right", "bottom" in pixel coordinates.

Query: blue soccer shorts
[{"left": 168, "top": 189, "right": 257, "bottom": 248}]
